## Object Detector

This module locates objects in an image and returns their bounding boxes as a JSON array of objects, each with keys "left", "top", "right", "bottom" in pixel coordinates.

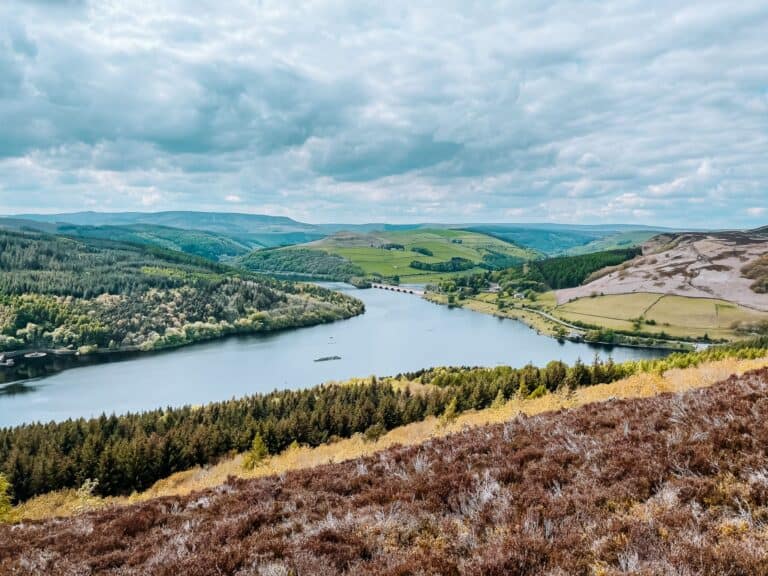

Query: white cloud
[
  {"left": 747, "top": 207, "right": 765, "bottom": 216},
  {"left": 0, "top": 0, "right": 766, "bottom": 226}
]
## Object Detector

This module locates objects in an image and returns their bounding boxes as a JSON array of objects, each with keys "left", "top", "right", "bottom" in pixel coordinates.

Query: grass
[
  {"left": 319, "top": 228, "right": 537, "bottom": 281},
  {"left": 13, "top": 354, "right": 768, "bottom": 523},
  {"left": 427, "top": 289, "right": 569, "bottom": 338},
  {"left": 555, "top": 292, "right": 768, "bottom": 340}
]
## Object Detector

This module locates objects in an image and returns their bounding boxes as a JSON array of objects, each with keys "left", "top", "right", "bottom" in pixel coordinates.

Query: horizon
[
  {"left": 1, "top": 1, "right": 766, "bottom": 227},
  {"left": 1, "top": 209, "right": 703, "bottom": 230}
]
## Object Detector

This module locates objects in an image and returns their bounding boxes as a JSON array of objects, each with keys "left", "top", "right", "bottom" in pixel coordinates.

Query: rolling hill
[
  {"left": 11, "top": 212, "right": 327, "bottom": 250},
  {"left": 0, "top": 218, "right": 257, "bottom": 261},
  {"left": 11, "top": 213, "right": 677, "bottom": 256},
  {"left": 240, "top": 229, "right": 539, "bottom": 283},
  {"left": 0, "top": 229, "right": 363, "bottom": 355}
]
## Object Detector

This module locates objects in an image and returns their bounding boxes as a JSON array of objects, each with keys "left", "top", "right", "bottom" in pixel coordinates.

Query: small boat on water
[
  {"left": 314, "top": 355, "right": 342, "bottom": 362},
  {"left": 23, "top": 351, "right": 48, "bottom": 359}
]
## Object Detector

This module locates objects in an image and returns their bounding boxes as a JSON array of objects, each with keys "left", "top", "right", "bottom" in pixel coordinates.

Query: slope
[
  {"left": 3, "top": 365, "right": 767, "bottom": 575},
  {"left": 0, "top": 218, "right": 258, "bottom": 261},
  {"left": 0, "top": 229, "right": 363, "bottom": 356},
  {"left": 12, "top": 212, "right": 327, "bottom": 249},
  {"left": 241, "top": 229, "right": 538, "bottom": 283}
]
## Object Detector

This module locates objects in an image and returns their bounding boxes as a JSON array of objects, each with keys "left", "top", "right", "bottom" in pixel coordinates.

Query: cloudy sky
[{"left": 0, "top": 1, "right": 766, "bottom": 226}]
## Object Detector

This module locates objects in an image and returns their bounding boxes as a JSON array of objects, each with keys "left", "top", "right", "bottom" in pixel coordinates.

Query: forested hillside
[
  {"left": 3, "top": 362, "right": 768, "bottom": 574},
  {"left": 438, "top": 247, "right": 641, "bottom": 297},
  {"left": 2, "top": 340, "right": 764, "bottom": 502},
  {"left": 0, "top": 230, "right": 363, "bottom": 353},
  {"left": 529, "top": 247, "right": 641, "bottom": 289},
  {"left": 53, "top": 223, "right": 256, "bottom": 261},
  {"left": 239, "top": 248, "right": 365, "bottom": 280}
]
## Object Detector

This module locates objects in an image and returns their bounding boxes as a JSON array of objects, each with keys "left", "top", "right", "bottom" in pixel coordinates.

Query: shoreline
[
  {"left": 0, "top": 307, "right": 365, "bottom": 386},
  {"left": 422, "top": 291, "right": 699, "bottom": 352}
]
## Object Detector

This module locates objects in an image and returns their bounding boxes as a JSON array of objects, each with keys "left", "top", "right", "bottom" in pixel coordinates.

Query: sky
[{"left": 0, "top": 1, "right": 766, "bottom": 227}]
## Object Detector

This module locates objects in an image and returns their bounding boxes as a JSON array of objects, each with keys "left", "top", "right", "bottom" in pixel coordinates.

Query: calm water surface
[{"left": 0, "top": 284, "right": 667, "bottom": 427}]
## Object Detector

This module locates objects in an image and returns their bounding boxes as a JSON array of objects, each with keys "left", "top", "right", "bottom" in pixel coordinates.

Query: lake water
[{"left": 0, "top": 284, "right": 668, "bottom": 427}]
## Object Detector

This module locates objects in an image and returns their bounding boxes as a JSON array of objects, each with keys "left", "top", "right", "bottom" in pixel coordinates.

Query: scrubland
[{"left": 3, "top": 363, "right": 768, "bottom": 574}]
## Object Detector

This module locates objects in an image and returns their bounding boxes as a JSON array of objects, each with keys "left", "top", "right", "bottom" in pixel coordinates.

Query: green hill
[
  {"left": 240, "top": 229, "right": 538, "bottom": 283},
  {"left": 11, "top": 212, "right": 327, "bottom": 250},
  {"left": 465, "top": 223, "right": 669, "bottom": 255},
  {"left": 0, "top": 229, "right": 363, "bottom": 354}
]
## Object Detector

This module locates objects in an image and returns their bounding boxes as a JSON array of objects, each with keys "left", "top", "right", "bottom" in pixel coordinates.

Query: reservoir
[{"left": 0, "top": 284, "right": 667, "bottom": 427}]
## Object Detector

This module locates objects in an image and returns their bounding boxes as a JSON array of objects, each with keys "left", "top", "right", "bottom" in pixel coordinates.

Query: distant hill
[
  {"left": 0, "top": 218, "right": 259, "bottom": 261},
  {"left": 465, "top": 223, "right": 672, "bottom": 255},
  {"left": 13, "top": 213, "right": 680, "bottom": 254},
  {"left": 15, "top": 211, "right": 313, "bottom": 233},
  {"left": 240, "top": 228, "right": 539, "bottom": 283},
  {"left": 4, "top": 213, "right": 327, "bottom": 253}
]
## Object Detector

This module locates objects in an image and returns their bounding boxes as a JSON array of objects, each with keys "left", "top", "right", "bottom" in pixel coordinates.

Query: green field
[
  {"left": 320, "top": 229, "right": 537, "bottom": 282},
  {"left": 555, "top": 292, "right": 768, "bottom": 340}
]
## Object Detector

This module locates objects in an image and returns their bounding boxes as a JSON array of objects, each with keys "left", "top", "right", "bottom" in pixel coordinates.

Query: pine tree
[
  {"left": 0, "top": 473, "right": 13, "bottom": 521},
  {"left": 517, "top": 374, "right": 530, "bottom": 398},
  {"left": 491, "top": 388, "right": 506, "bottom": 409},
  {"left": 440, "top": 397, "right": 459, "bottom": 426},
  {"left": 243, "top": 433, "right": 269, "bottom": 470}
]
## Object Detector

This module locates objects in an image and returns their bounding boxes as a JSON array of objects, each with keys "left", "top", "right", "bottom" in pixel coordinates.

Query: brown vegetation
[
  {"left": 743, "top": 254, "right": 768, "bottom": 293},
  {"left": 556, "top": 230, "right": 768, "bottom": 311},
  {"left": 3, "top": 367, "right": 768, "bottom": 575}
]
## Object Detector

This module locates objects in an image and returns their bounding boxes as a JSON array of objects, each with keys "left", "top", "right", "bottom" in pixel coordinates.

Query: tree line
[
  {"left": 410, "top": 257, "right": 475, "bottom": 272},
  {"left": 528, "top": 247, "right": 641, "bottom": 289},
  {"left": 437, "top": 247, "right": 642, "bottom": 297},
  {"left": 239, "top": 247, "right": 364, "bottom": 281},
  {"left": 0, "top": 230, "right": 364, "bottom": 352},
  {"left": 2, "top": 338, "right": 765, "bottom": 503}
]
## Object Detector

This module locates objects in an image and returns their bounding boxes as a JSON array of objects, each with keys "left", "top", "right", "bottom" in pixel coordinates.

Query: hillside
[
  {"left": 0, "top": 229, "right": 363, "bottom": 355},
  {"left": 0, "top": 218, "right": 256, "bottom": 261},
  {"left": 242, "top": 229, "right": 538, "bottom": 283},
  {"left": 12, "top": 212, "right": 327, "bottom": 249},
  {"left": 548, "top": 230, "right": 768, "bottom": 341},
  {"left": 557, "top": 230, "right": 768, "bottom": 310},
  {"left": 3, "top": 365, "right": 767, "bottom": 574},
  {"left": 465, "top": 223, "right": 669, "bottom": 255}
]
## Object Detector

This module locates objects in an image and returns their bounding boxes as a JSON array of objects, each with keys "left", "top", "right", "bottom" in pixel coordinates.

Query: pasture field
[
  {"left": 555, "top": 292, "right": 768, "bottom": 340},
  {"left": 319, "top": 228, "right": 536, "bottom": 281}
]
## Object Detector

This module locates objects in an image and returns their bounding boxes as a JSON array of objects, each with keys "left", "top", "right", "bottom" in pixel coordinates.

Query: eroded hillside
[{"left": 556, "top": 230, "right": 768, "bottom": 311}]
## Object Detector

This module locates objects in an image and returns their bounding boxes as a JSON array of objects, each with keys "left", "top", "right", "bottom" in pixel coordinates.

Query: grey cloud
[
  {"left": 0, "top": 0, "right": 766, "bottom": 227},
  {"left": 311, "top": 133, "right": 462, "bottom": 182}
]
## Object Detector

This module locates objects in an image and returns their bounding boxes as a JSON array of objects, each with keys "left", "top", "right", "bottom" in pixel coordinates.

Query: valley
[
  {"left": 3, "top": 4, "right": 766, "bottom": 572},
  {"left": 1, "top": 213, "right": 767, "bottom": 576}
]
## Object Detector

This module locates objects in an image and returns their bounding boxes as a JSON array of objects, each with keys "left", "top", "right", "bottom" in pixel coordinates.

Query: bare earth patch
[{"left": 556, "top": 231, "right": 768, "bottom": 311}]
